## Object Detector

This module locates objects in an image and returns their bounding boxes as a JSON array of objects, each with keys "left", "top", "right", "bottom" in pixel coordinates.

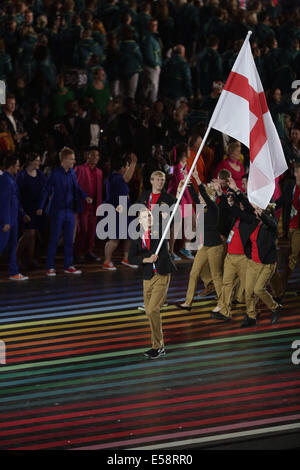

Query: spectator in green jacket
[
  {"left": 141, "top": 18, "right": 162, "bottom": 103},
  {"left": 160, "top": 45, "right": 193, "bottom": 102},
  {"left": 136, "top": 1, "right": 152, "bottom": 41},
  {"left": 197, "top": 35, "right": 223, "bottom": 97},
  {"left": 118, "top": 26, "right": 143, "bottom": 100},
  {"left": 74, "top": 28, "right": 104, "bottom": 68}
]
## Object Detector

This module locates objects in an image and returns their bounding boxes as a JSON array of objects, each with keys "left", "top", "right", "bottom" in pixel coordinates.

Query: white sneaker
[
  {"left": 103, "top": 262, "right": 117, "bottom": 271},
  {"left": 64, "top": 266, "right": 82, "bottom": 274},
  {"left": 121, "top": 259, "right": 139, "bottom": 269},
  {"left": 9, "top": 273, "right": 29, "bottom": 281},
  {"left": 46, "top": 269, "right": 56, "bottom": 277},
  {"left": 138, "top": 302, "right": 168, "bottom": 312}
]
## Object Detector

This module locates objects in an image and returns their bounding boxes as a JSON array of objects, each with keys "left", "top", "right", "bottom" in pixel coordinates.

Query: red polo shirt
[
  {"left": 147, "top": 192, "right": 161, "bottom": 211},
  {"left": 228, "top": 219, "right": 244, "bottom": 254}
]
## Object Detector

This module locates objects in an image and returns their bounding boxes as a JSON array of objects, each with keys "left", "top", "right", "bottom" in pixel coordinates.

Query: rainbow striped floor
[{"left": 0, "top": 260, "right": 300, "bottom": 450}]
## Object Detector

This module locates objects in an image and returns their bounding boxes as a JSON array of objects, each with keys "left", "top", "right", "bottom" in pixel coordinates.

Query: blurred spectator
[
  {"left": 197, "top": 35, "right": 223, "bottom": 97},
  {"left": 104, "top": 32, "right": 120, "bottom": 98},
  {"left": 160, "top": 45, "right": 193, "bottom": 102},
  {"left": 118, "top": 25, "right": 143, "bottom": 100},
  {"left": 0, "top": 118, "right": 15, "bottom": 153},
  {"left": 1, "top": 94, "right": 28, "bottom": 149},
  {"left": 52, "top": 74, "right": 75, "bottom": 119},
  {"left": 54, "top": 99, "right": 89, "bottom": 153},
  {"left": 141, "top": 18, "right": 162, "bottom": 103},
  {"left": 0, "top": 39, "right": 12, "bottom": 82},
  {"left": 74, "top": 27, "right": 104, "bottom": 68},
  {"left": 84, "top": 66, "right": 111, "bottom": 115},
  {"left": 214, "top": 140, "right": 245, "bottom": 191}
]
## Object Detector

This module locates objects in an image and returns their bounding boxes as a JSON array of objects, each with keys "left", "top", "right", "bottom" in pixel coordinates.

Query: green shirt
[
  {"left": 52, "top": 88, "right": 75, "bottom": 118},
  {"left": 84, "top": 82, "right": 111, "bottom": 115}
]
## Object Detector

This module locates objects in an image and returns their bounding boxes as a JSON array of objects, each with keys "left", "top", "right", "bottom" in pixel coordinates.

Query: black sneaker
[
  {"left": 144, "top": 347, "right": 166, "bottom": 359},
  {"left": 240, "top": 315, "right": 256, "bottom": 327},
  {"left": 211, "top": 311, "right": 231, "bottom": 322},
  {"left": 271, "top": 304, "right": 282, "bottom": 324}
]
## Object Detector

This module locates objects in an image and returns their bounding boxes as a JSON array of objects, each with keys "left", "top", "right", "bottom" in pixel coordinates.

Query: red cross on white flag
[{"left": 209, "top": 31, "right": 287, "bottom": 209}]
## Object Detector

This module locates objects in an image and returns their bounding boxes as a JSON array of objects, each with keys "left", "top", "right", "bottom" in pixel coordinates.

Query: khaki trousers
[
  {"left": 288, "top": 228, "right": 300, "bottom": 271},
  {"left": 185, "top": 244, "right": 224, "bottom": 306},
  {"left": 220, "top": 253, "right": 248, "bottom": 318},
  {"left": 245, "top": 259, "right": 278, "bottom": 319},
  {"left": 269, "top": 267, "right": 284, "bottom": 299},
  {"left": 143, "top": 274, "right": 170, "bottom": 349}
]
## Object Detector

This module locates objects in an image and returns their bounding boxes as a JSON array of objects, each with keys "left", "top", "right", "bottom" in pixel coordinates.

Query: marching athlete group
[{"left": 0, "top": 148, "right": 300, "bottom": 360}]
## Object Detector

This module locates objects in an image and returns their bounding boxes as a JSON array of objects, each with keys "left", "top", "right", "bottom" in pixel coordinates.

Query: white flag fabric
[{"left": 209, "top": 31, "right": 288, "bottom": 209}]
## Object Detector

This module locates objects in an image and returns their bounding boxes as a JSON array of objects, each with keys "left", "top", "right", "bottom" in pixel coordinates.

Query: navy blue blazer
[
  {"left": 0, "top": 171, "right": 19, "bottom": 227},
  {"left": 39, "top": 166, "right": 88, "bottom": 216}
]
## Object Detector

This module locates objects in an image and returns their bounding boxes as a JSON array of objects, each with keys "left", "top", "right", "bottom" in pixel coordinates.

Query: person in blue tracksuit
[
  {"left": 0, "top": 155, "right": 29, "bottom": 281},
  {"left": 38, "top": 147, "right": 93, "bottom": 276}
]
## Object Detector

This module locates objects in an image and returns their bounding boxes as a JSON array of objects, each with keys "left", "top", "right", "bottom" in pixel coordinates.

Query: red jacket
[{"left": 75, "top": 163, "right": 103, "bottom": 212}]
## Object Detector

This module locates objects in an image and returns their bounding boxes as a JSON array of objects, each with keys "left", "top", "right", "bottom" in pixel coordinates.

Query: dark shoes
[
  {"left": 144, "top": 347, "right": 166, "bottom": 359},
  {"left": 198, "top": 284, "right": 216, "bottom": 297},
  {"left": 175, "top": 304, "right": 191, "bottom": 311},
  {"left": 271, "top": 304, "right": 282, "bottom": 324},
  {"left": 211, "top": 311, "right": 231, "bottom": 322},
  {"left": 86, "top": 252, "right": 101, "bottom": 261},
  {"left": 240, "top": 315, "right": 256, "bottom": 327}
]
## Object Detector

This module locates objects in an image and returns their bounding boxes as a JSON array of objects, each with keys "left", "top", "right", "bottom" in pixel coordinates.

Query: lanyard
[
  {"left": 142, "top": 233, "right": 157, "bottom": 273},
  {"left": 233, "top": 219, "right": 240, "bottom": 230}
]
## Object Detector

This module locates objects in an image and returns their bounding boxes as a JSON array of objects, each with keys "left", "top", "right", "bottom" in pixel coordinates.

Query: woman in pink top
[
  {"left": 214, "top": 141, "right": 245, "bottom": 191},
  {"left": 168, "top": 143, "right": 195, "bottom": 260}
]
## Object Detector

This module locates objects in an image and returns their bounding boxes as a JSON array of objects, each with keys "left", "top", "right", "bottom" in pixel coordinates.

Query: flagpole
[
  {"left": 155, "top": 125, "right": 212, "bottom": 255},
  {"left": 155, "top": 30, "right": 255, "bottom": 255}
]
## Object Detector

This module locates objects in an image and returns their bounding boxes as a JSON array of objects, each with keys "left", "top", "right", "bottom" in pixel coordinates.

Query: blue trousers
[
  {"left": 46, "top": 209, "right": 75, "bottom": 270},
  {"left": 0, "top": 222, "right": 19, "bottom": 276}
]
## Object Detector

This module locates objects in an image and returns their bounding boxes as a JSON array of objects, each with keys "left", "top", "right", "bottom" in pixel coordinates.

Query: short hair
[
  {"left": 3, "top": 155, "right": 19, "bottom": 169},
  {"left": 25, "top": 152, "right": 40, "bottom": 167},
  {"left": 112, "top": 156, "right": 129, "bottom": 171},
  {"left": 88, "top": 146, "right": 100, "bottom": 153},
  {"left": 188, "top": 133, "right": 201, "bottom": 148},
  {"left": 6, "top": 93, "right": 15, "bottom": 101},
  {"left": 150, "top": 170, "right": 166, "bottom": 180},
  {"left": 59, "top": 147, "right": 74, "bottom": 162},
  {"left": 218, "top": 169, "right": 231, "bottom": 180}
]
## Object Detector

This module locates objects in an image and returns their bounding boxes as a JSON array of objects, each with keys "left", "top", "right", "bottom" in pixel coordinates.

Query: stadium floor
[{"left": 0, "top": 243, "right": 299, "bottom": 451}]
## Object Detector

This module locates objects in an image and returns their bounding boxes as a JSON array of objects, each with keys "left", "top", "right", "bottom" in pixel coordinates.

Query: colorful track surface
[{"left": 0, "top": 255, "right": 300, "bottom": 450}]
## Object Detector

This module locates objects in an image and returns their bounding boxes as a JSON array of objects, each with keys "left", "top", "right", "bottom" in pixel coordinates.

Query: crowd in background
[{"left": 0, "top": 0, "right": 300, "bottom": 276}]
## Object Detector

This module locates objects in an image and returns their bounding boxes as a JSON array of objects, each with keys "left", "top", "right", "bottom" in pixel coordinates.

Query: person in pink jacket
[{"left": 74, "top": 147, "right": 103, "bottom": 261}]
